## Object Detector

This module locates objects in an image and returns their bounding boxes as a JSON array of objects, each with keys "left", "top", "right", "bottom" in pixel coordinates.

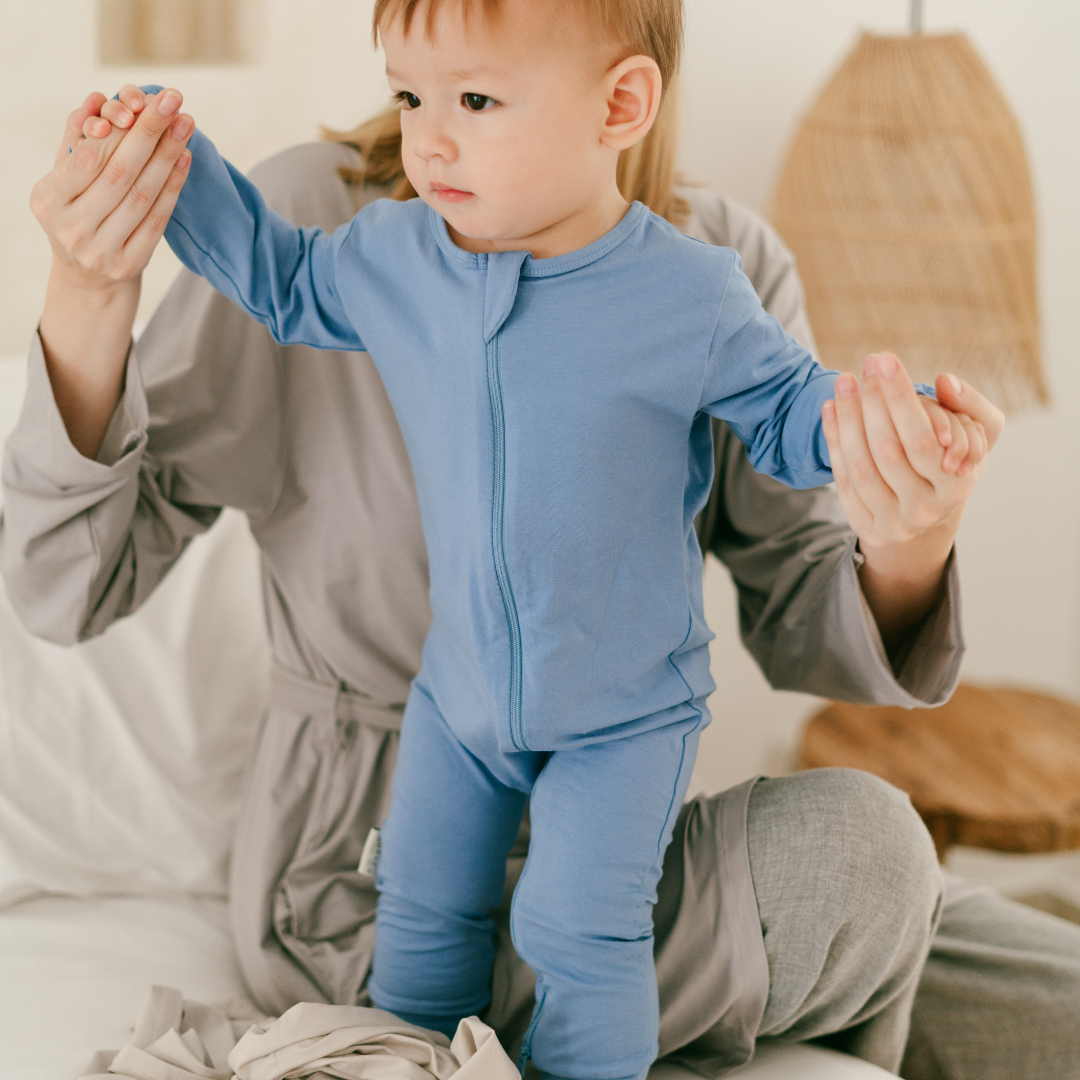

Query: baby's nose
[{"left": 410, "top": 119, "right": 458, "bottom": 163}]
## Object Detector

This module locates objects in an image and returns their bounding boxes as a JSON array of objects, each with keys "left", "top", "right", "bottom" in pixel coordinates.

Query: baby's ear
[{"left": 601, "top": 55, "right": 662, "bottom": 151}]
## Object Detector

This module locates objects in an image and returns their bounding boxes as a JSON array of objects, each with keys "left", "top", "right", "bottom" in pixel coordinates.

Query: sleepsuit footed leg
[
  {"left": 513, "top": 707, "right": 704, "bottom": 1080},
  {"left": 368, "top": 681, "right": 539, "bottom": 1035}
]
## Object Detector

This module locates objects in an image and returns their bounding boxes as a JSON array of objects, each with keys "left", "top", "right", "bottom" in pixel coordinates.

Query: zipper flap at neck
[{"left": 484, "top": 250, "right": 528, "bottom": 343}]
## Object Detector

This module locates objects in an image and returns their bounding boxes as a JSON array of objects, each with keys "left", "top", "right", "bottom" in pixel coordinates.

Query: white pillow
[{"left": 0, "top": 354, "right": 271, "bottom": 909}]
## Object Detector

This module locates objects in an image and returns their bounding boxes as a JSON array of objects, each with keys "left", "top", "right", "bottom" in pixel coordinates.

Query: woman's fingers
[
  {"left": 31, "top": 87, "right": 191, "bottom": 295},
  {"left": 821, "top": 398, "right": 875, "bottom": 537},
  {"left": 827, "top": 355, "right": 1000, "bottom": 555},
  {"left": 934, "top": 372, "right": 1006, "bottom": 452},
  {"left": 34, "top": 114, "right": 134, "bottom": 243},
  {"left": 829, "top": 371, "right": 901, "bottom": 517},
  {"left": 95, "top": 111, "right": 195, "bottom": 261},
  {"left": 71, "top": 89, "right": 186, "bottom": 232},
  {"left": 53, "top": 92, "right": 107, "bottom": 168},
  {"left": 121, "top": 148, "right": 192, "bottom": 270},
  {"left": 43, "top": 88, "right": 179, "bottom": 219},
  {"left": 860, "top": 353, "right": 942, "bottom": 488},
  {"left": 34, "top": 87, "right": 193, "bottom": 285}
]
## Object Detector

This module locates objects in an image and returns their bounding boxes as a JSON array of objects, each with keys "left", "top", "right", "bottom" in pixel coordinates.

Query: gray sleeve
[
  {"left": 685, "top": 189, "right": 964, "bottom": 706},
  {"left": 0, "top": 142, "right": 360, "bottom": 646},
  {"left": 0, "top": 272, "right": 283, "bottom": 645}
]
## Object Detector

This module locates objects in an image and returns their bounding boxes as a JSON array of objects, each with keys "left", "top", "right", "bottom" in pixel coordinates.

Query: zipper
[
  {"left": 517, "top": 988, "right": 545, "bottom": 1074},
  {"left": 486, "top": 333, "right": 526, "bottom": 751}
]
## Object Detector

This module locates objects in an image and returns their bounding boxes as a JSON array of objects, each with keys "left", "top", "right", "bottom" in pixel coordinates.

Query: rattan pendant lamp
[{"left": 771, "top": 2, "right": 1045, "bottom": 411}]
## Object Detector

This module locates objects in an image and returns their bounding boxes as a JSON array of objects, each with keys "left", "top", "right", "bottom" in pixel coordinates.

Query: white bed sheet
[
  {"left": 0, "top": 892, "right": 890, "bottom": 1080},
  {"left": 0, "top": 894, "right": 243, "bottom": 1080}
]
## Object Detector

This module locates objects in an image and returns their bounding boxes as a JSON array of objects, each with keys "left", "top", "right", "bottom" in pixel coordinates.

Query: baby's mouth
[{"left": 430, "top": 182, "right": 474, "bottom": 203}]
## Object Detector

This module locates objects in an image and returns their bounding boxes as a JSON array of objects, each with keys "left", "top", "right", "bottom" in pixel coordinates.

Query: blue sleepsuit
[{"left": 161, "top": 123, "right": 840, "bottom": 1080}]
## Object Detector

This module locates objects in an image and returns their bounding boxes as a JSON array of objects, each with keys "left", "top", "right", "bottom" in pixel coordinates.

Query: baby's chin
[{"left": 436, "top": 202, "right": 532, "bottom": 255}]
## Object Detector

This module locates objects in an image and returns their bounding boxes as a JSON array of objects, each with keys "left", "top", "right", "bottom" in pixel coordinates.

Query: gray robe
[{"left": 0, "top": 143, "right": 979, "bottom": 1074}]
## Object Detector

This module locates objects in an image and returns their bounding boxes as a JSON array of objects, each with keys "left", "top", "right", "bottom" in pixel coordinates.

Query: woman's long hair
[{"left": 321, "top": 82, "right": 690, "bottom": 225}]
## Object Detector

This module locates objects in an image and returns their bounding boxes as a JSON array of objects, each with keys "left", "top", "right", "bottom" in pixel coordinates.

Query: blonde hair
[
  {"left": 321, "top": 78, "right": 690, "bottom": 225},
  {"left": 371, "top": 0, "right": 683, "bottom": 89}
]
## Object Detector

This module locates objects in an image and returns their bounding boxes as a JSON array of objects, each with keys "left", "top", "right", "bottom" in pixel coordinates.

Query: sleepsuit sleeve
[
  {"left": 689, "top": 191, "right": 963, "bottom": 706},
  {"left": 699, "top": 254, "right": 837, "bottom": 490},
  {"left": 164, "top": 125, "right": 365, "bottom": 352}
]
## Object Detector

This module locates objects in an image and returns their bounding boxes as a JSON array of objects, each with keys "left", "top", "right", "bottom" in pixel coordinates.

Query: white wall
[
  {"left": 0, "top": 0, "right": 393, "bottom": 356},
  {"left": 683, "top": 0, "right": 1080, "bottom": 793},
  {"left": 2, "top": 0, "right": 1078, "bottom": 795}
]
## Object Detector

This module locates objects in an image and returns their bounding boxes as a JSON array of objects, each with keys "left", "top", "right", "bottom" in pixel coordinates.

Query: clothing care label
[{"left": 358, "top": 828, "right": 382, "bottom": 877}]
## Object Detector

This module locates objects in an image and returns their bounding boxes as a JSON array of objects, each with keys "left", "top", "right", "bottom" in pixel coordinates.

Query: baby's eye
[
  {"left": 462, "top": 93, "right": 497, "bottom": 112},
  {"left": 395, "top": 91, "right": 421, "bottom": 110}
]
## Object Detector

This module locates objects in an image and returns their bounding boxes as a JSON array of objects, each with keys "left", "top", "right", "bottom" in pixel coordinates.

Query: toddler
[{"left": 91, "top": 1, "right": 940, "bottom": 1076}]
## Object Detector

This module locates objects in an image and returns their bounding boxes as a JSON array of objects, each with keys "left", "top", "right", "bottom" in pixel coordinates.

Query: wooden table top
[{"left": 799, "top": 683, "right": 1080, "bottom": 857}]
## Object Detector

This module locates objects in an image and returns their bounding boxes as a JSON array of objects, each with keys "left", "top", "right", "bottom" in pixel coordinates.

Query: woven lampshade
[{"left": 772, "top": 33, "right": 1045, "bottom": 411}]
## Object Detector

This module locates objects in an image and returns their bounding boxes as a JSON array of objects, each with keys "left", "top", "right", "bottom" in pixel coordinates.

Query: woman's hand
[
  {"left": 30, "top": 86, "right": 194, "bottom": 459},
  {"left": 32, "top": 86, "right": 193, "bottom": 289},
  {"left": 821, "top": 352, "right": 1005, "bottom": 652}
]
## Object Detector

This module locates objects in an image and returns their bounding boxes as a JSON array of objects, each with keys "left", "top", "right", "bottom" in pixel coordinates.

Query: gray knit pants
[
  {"left": 743, "top": 770, "right": 1080, "bottom": 1079},
  {"left": 746, "top": 770, "right": 942, "bottom": 1068},
  {"left": 232, "top": 691, "right": 1080, "bottom": 1077},
  {"left": 903, "top": 889, "right": 1080, "bottom": 1078}
]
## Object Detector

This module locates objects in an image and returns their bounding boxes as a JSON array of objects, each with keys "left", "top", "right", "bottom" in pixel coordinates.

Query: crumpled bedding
[{"left": 79, "top": 985, "right": 519, "bottom": 1080}]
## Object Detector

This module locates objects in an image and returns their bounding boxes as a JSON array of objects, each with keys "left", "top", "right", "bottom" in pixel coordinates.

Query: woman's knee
[
  {"left": 749, "top": 769, "right": 943, "bottom": 1041},
  {"left": 748, "top": 768, "right": 942, "bottom": 933}
]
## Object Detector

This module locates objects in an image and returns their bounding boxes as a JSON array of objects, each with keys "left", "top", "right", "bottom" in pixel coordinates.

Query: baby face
[{"left": 381, "top": 0, "right": 624, "bottom": 256}]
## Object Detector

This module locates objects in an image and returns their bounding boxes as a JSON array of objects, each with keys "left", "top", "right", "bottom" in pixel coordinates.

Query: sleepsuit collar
[{"left": 428, "top": 201, "right": 651, "bottom": 343}]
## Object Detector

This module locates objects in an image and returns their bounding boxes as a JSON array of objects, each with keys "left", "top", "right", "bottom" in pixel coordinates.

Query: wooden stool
[{"left": 799, "top": 683, "right": 1080, "bottom": 858}]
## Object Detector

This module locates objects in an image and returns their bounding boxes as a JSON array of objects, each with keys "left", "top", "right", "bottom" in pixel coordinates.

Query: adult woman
[{"left": 3, "top": 85, "right": 1077, "bottom": 1079}]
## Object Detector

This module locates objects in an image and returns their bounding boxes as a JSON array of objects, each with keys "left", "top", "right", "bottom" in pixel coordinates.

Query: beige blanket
[{"left": 79, "top": 986, "right": 519, "bottom": 1080}]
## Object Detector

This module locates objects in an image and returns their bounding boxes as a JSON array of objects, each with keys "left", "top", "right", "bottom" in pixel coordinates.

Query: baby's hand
[
  {"left": 918, "top": 382, "right": 985, "bottom": 478},
  {"left": 821, "top": 352, "right": 1004, "bottom": 552},
  {"left": 80, "top": 84, "right": 152, "bottom": 141},
  {"left": 31, "top": 86, "right": 195, "bottom": 289}
]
